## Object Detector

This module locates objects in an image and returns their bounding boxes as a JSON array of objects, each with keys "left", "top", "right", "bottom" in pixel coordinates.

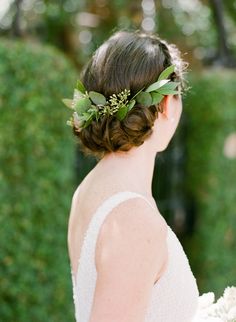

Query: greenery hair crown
[{"left": 62, "top": 64, "right": 180, "bottom": 131}]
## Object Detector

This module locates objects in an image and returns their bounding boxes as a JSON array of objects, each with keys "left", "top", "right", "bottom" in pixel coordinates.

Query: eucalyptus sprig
[{"left": 62, "top": 64, "right": 180, "bottom": 131}]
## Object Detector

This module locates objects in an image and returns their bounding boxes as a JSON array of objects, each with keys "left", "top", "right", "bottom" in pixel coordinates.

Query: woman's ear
[{"left": 159, "top": 95, "right": 177, "bottom": 120}]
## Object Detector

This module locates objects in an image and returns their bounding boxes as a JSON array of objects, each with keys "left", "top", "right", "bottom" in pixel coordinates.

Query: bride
[{"left": 66, "top": 30, "right": 199, "bottom": 322}]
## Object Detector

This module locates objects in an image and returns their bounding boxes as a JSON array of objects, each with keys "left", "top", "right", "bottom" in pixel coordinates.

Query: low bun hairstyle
[{"left": 73, "top": 30, "right": 188, "bottom": 160}]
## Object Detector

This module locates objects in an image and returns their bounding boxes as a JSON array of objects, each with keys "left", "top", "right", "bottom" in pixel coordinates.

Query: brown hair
[{"left": 73, "top": 30, "right": 188, "bottom": 160}]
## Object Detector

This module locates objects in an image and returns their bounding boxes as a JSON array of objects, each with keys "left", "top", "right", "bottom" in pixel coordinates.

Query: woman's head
[{"left": 73, "top": 30, "right": 188, "bottom": 160}]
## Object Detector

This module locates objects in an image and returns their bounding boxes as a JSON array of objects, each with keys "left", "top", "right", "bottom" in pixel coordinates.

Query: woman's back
[
  {"left": 67, "top": 166, "right": 159, "bottom": 281},
  {"left": 67, "top": 171, "right": 199, "bottom": 322}
]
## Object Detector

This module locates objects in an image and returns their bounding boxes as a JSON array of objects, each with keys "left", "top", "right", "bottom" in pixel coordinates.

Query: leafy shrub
[
  {"left": 183, "top": 69, "right": 236, "bottom": 297},
  {"left": 0, "top": 38, "right": 77, "bottom": 321}
]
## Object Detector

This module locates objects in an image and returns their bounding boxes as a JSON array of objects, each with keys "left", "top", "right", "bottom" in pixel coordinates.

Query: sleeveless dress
[{"left": 69, "top": 188, "right": 200, "bottom": 322}]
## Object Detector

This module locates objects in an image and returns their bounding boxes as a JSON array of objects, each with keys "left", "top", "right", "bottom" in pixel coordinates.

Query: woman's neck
[{"left": 94, "top": 144, "right": 157, "bottom": 197}]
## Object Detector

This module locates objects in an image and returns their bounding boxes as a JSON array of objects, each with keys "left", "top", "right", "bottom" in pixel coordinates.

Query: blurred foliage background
[{"left": 0, "top": 0, "right": 236, "bottom": 321}]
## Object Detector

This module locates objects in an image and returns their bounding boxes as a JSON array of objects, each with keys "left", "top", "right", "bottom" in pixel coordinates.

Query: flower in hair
[{"left": 62, "top": 64, "right": 180, "bottom": 132}]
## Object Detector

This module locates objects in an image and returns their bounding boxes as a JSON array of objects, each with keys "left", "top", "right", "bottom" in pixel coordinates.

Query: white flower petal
[
  {"left": 198, "top": 292, "right": 216, "bottom": 309},
  {"left": 228, "top": 306, "right": 236, "bottom": 320}
]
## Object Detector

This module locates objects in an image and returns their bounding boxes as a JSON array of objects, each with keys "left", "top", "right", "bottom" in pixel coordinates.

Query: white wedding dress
[{"left": 69, "top": 188, "right": 199, "bottom": 322}]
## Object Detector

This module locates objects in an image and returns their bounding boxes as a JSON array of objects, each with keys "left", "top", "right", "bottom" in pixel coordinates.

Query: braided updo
[{"left": 73, "top": 30, "right": 188, "bottom": 160}]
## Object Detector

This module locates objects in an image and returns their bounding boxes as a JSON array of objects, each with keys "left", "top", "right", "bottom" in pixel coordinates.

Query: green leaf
[
  {"left": 74, "top": 98, "right": 92, "bottom": 114},
  {"left": 62, "top": 98, "right": 74, "bottom": 109},
  {"left": 145, "top": 79, "right": 170, "bottom": 93},
  {"left": 136, "top": 92, "right": 152, "bottom": 106},
  {"left": 82, "top": 112, "right": 92, "bottom": 120},
  {"left": 83, "top": 116, "right": 93, "bottom": 128},
  {"left": 158, "top": 65, "right": 175, "bottom": 81},
  {"left": 164, "top": 90, "right": 179, "bottom": 95},
  {"left": 127, "top": 99, "right": 136, "bottom": 111},
  {"left": 73, "top": 88, "right": 84, "bottom": 99},
  {"left": 77, "top": 114, "right": 87, "bottom": 121},
  {"left": 151, "top": 92, "right": 164, "bottom": 105},
  {"left": 76, "top": 80, "right": 86, "bottom": 94},
  {"left": 116, "top": 105, "right": 128, "bottom": 120},
  {"left": 157, "top": 82, "right": 180, "bottom": 95},
  {"left": 89, "top": 91, "right": 106, "bottom": 105}
]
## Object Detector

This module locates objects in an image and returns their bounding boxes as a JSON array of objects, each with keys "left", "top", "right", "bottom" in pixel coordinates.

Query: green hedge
[
  {"left": 0, "top": 38, "right": 77, "bottom": 321},
  {"left": 183, "top": 69, "right": 236, "bottom": 297}
]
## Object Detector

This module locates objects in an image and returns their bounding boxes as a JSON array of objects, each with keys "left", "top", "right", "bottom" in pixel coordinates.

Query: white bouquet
[{"left": 192, "top": 286, "right": 236, "bottom": 322}]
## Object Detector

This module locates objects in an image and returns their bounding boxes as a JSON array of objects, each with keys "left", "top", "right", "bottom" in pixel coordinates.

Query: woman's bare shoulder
[
  {"left": 90, "top": 197, "right": 168, "bottom": 322},
  {"left": 95, "top": 196, "right": 168, "bottom": 272}
]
